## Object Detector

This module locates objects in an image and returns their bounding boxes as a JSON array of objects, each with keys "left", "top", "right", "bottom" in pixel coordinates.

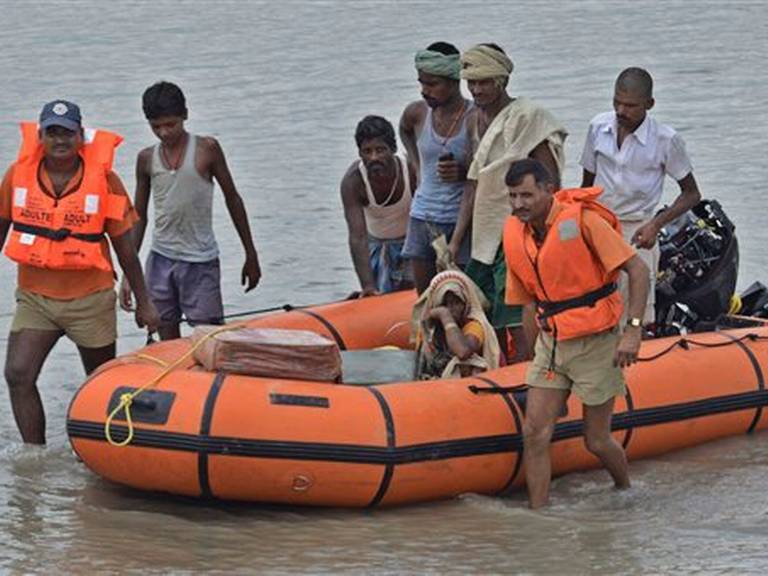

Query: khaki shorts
[
  {"left": 526, "top": 329, "right": 626, "bottom": 406},
  {"left": 11, "top": 288, "right": 117, "bottom": 349}
]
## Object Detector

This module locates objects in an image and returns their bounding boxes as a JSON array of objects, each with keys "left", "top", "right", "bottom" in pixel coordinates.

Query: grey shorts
[
  {"left": 401, "top": 217, "right": 470, "bottom": 265},
  {"left": 146, "top": 251, "right": 224, "bottom": 325}
]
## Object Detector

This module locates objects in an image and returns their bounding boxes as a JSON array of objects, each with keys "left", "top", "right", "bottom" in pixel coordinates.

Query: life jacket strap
[
  {"left": 12, "top": 222, "right": 104, "bottom": 243},
  {"left": 537, "top": 282, "right": 617, "bottom": 320}
]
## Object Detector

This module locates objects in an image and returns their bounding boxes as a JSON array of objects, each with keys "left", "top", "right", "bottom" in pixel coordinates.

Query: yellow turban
[{"left": 460, "top": 45, "right": 514, "bottom": 81}]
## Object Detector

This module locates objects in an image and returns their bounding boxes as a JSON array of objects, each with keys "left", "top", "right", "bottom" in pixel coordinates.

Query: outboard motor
[
  {"left": 654, "top": 200, "right": 738, "bottom": 335},
  {"left": 735, "top": 281, "right": 768, "bottom": 318}
]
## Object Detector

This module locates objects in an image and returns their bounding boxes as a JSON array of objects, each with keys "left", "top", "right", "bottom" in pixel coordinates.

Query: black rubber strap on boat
[
  {"left": 293, "top": 309, "right": 347, "bottom": 350},
  {"left": 366, "top": 386, "right": 396, "bottom": 507},
  {"left": 68, "top": 419, "right": 518, "bottom": 464},
  {"left": 198, "top": 371, "right": 226, "bottom": 499},
  {"left": 474, "top": 376, "right": 525, "bottom": 494},
  {"left": 12, "top": 221, "right": 104, "bottom": 242},
  {"left": 719, "top": 332, "right": 765, "bottom": 434},
  {"left": 468, "top": 384, "right": 528, "bottom": 395},
  {"left": 536, "top": 282, "right": 617, "bottom": 319},
  {"left": 67, "top": 387, "right": 768, "bottom": 469}
]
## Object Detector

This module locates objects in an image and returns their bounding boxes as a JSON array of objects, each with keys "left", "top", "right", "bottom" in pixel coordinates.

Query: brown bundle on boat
[{"left": 192, "top": 326, "right": 342, "bottom": 382}]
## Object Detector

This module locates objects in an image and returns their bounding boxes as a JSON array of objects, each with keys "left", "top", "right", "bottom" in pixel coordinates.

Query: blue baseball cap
[{"left": 39, "top": 100, "right": 82, "bottom": 132}]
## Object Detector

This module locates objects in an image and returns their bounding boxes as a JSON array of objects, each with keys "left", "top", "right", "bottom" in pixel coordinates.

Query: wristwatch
[{"left": 626, "top": 317, "right": 642, "bottom": 328}]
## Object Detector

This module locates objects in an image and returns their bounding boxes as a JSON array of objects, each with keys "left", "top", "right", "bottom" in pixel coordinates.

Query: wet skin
[
  {"left": 418, "top": 71, "right": 456, "bottom": 109},
  {"left": 508, "top": 174, "right": 555, "bottom": 234},
  {"left": 40, "top": 125, "right": 82, "bottom": 163},
  {"left": 613, "top": 88, "right": 654, "bottom": 134},
  {"left": 358, "top": 136, "right": 396, "bottom": 178}
]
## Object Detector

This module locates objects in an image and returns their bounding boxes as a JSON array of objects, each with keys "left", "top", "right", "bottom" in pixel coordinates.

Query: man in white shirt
[{"left": 580, "top": 67, "right": 701, "bottom": 323}]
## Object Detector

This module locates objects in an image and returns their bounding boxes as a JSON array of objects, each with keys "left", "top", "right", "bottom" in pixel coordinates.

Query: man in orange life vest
[
  {"left": 502, "top": 158, "right": 649, "bottom": 508},
  {"left": 0, "top": 100, "right": 159, "bottom": 444}
]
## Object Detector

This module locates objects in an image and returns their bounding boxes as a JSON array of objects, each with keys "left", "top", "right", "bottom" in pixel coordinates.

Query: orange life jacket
[
  {"left": 4, "top": 122, "right": 126, "bottom": 272},
  {"left": 503, "top": 187, "right": 624, "bottom": 341}
]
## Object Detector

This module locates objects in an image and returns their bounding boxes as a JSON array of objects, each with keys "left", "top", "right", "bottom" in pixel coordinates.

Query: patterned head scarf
[{"left": 460, "top": 44, "right": 514, "bottom": 81}]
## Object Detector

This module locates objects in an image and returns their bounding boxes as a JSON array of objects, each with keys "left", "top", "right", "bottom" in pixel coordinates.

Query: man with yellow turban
[
  {"left": 449, "top": 43, "right": 567, "bottom": 363},
  {"left": 399, "top": 42, "right": 474, "bottom": 295}
]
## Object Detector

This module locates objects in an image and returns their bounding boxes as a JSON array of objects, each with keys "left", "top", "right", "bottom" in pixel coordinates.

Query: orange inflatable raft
[{"left": 67, "top": 291, "right": 768, "bottom": 508}]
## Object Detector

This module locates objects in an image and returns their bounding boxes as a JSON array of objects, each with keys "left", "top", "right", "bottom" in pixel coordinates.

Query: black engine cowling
[{"left": 654, "top": 200, "right": 738, "bottom": 335}]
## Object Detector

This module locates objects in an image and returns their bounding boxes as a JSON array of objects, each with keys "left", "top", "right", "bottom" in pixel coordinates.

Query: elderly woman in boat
[{"left": 415, "top": 270, "right": 500, "bottom": 378}]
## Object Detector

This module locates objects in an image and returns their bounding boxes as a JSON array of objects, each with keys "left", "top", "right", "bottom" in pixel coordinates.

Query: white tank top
[{"left": 358, "top": 155, "right": 412, "bottom": 240}]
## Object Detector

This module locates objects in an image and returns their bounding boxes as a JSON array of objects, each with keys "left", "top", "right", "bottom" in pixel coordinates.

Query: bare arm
[
  {"left": 448, "top": 116, "right": 478, "bottom": 260},
  {"left": 111, "top": 230, "right": 160, "bottom": 332},
  {"left": 522, "top": 303, "right": 539, "bottom": 359},
  {"left": 131, "top": 149, "right": 152, "bottom": 252},
  {"left": 119, "top": 149, "right": 152, "bottom": 311},
  {"left": 449, "top": 180, "right": 475, "bottom": 261},
  {"left": 208, "top": 137, "right": 261, "bottom": 292},
  {"left": 428, "top": 307, "right": 481, "bottom": 360},
  {"left": 633, "top": 172, "right": 701, "bottom": 248},
  {"left": 0, "top": 217, "right": 10, "bottom": 249},
  {"left": 529, "top": 140, "right": 561, "bottom": 189},
  {"left": 399, "top": 102, "right": 424, "bottom": 186},
  {"left": 340, "top": 168, "right": 377, "bottom": 295},
  {"left": 614, "top": 254, "right": 650, "bottom": 367},
  {"left": 581, "top": 168, "right": 596, "bottom": 188}
]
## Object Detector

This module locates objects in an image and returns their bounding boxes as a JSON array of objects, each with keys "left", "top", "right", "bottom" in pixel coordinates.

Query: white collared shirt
[{"left": 579, "top": 111, "right": 693, "bottom": 220}]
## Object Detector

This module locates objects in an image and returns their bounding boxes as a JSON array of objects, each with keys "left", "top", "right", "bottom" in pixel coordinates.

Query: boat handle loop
[{"left": 104, "top": 322, "right": 247, "bottom": 447}]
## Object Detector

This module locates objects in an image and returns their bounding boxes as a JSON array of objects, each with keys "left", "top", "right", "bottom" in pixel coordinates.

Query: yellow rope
[
  {"left": 104, "top": 323, "right": 246, "bottom": 447},
  {"left": 133, "top": 353, "right": 170, "bottom": 368},
  {"left": 728, "top": 294, "right": 742, "bottom": 315}
]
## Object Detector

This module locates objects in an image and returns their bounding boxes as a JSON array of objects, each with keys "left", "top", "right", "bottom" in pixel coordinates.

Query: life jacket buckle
[
  {"left": 50, "top": 228, "right": 72, "bottom": 241},
  {"left": 535, "top": 310, "right": 552, "bottom": 333}
]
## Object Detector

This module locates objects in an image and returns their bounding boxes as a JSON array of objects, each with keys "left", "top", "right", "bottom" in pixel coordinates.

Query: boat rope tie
[
  {"left": 129, "top": 300, "right": 344, "bottom": 342},
  {"left": 104, "top": 322, "right": 247, "bottom": 447},
  {"left": 215, "top": 303, "right": 296, "bottom": 322},
  {"left": 132, "top": 353, "right": 170, "bottom": 368},
  {"left": 637, "top": 332, "right": 765, "bottom": 362}
]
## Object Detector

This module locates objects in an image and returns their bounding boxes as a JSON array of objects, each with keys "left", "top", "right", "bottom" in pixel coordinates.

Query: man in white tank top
[
  {"left": 340, "top": 116, "right": 414, "bottom": 296},
  {"left": 119, "top": 82, "right": 261, "bottom": 340}
]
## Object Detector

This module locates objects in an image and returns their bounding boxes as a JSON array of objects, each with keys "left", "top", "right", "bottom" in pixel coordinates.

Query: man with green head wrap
[
  {"left": 399, "top": 41, "right": 473, "bottom": 295},
  {"left": 449, "top": 43, "right": 567, "bottom": 363}
]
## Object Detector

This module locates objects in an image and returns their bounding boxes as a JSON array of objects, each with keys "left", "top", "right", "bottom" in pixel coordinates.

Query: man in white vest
[{"left": 340, "top": 115, "right": 415, "bottom": 296}]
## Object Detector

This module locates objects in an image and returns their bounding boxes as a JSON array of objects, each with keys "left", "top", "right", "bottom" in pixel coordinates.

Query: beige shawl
[
  {"left": 413, "top": 270, "right": 501, "bottom": 379},
  {"left": 468, "top": 98, "right": 567, "bottom": 264}
]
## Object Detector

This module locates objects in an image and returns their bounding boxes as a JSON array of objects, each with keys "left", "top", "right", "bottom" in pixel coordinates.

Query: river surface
[{"left": 0, "top": 1, "right": 767, "bottom": 573}]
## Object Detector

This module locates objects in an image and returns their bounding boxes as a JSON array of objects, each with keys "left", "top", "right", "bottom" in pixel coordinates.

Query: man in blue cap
[{"left": 0, "top": 99, "right": 159, "bottom": 444}]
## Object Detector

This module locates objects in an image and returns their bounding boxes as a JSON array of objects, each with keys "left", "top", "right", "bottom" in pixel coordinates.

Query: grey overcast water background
[{"left": 0, "top": 0, "right": 767, "bottom": 573}]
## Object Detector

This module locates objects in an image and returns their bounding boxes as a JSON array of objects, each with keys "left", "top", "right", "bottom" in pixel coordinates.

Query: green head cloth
[{"left": 414, "top": 50, "right": 461, "bottom": 80}]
